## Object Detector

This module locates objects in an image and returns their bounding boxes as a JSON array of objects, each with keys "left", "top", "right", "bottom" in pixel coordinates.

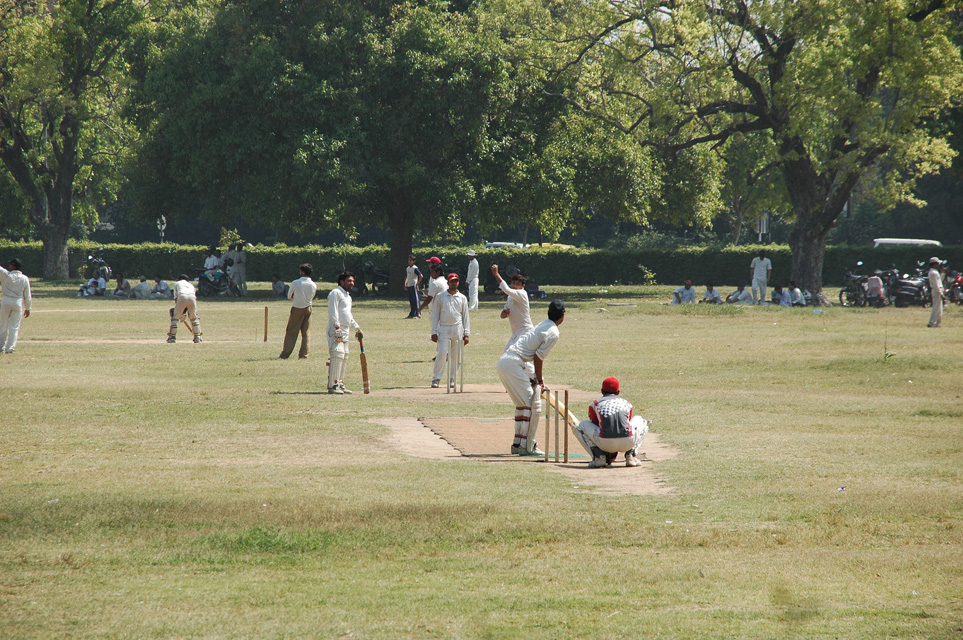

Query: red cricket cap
[
  {"left": 447, "top": 273, "right": 460, "bottom": 282},
  {"left": 601, "top": 377, "right": 620, "bottom": 394},
  {"left": 426, "top": 256, "right": 442, "bottom": 265}
]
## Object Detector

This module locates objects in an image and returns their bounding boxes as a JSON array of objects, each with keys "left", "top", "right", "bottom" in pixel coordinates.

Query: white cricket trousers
[
  {"left": 929, "top": 290, "right": 943, "bottom": 327},
  {"left": 496, "top": 352, "right": 541, "bottom": 452},
  {"left": 752, "top": 277, "right": 767, "bottom": 304},
  {"left": 468, "top": 278, "right": 479, "bottom": 311},
  {"left": 168, "top": 296, "right": 201, "bottom": 339},
  {"left": 433, "top": 323, "right": 464, "bottom": 383},
  {"left": 574, "top": 417, "right": 649, "bottom": 457},
  {"left": 327, "top": 325, "right": 350, "bottom": 388},
  {"left": 0, "top": 299, "right": 24, "bottom": 352}
]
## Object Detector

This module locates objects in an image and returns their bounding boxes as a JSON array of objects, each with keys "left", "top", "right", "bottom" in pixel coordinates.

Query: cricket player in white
[
  {"left": 496, "top": 299, "right": 565, "bottom": 456},
  {"left": 750, "top": 250, "right": 772, "bottom": 304},
  {"left": 492, "top": 264, "right": 535, "bottom": 379},
  {"left": 166, "top": 274, "right": 202, "bottom": 343},
  {"left": 575, "top": 377, "right": 648, "bottom": 468},
  {"left": 927, "top": 257, "right": 945, "bottom": 328},
  {"left": 466, "top": 249, "right": 480, "bottom": 311},
  {"left": 431, "top": 273, "right": 470, "bottom": 388},
  {"left": 0, "top": 258, "right": 31, "bottom": 354},
  {"left": 327, "top": 271, "right": 363, "bottom": 394}
]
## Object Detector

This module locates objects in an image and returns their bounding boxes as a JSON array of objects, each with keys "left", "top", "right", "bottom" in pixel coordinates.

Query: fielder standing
[
  {"left": 0, "top": 258, "right": 31, "bottom": 354},
  {"left": 166, "top": 274, "right": 203, "bottom": 343},
  {"left": 574, "top": 377, "right": 649, "bottom": 468},
  {"left": 327, "top": 271, "right": 363, "bottom": 394},
  {"left": 750, "top": 250, "right": 772, "bottom": 304},
  {"left": 405, "top": 254, "right": 423, "bottom": 319},
  {"left": 927, "top": 257, "right": 945, "bottom": 328},
  {"left": 466, "top": 249, "right": 480, "bottom": 311},
  {"left": 279, "top": 263, "right": 317, "bottom": 359},
  {"left": 496, "top": 299, "right": 565, "bottom": 456},
  {"left": 431, "top": 273, "right": 470, "bottom": 388}
]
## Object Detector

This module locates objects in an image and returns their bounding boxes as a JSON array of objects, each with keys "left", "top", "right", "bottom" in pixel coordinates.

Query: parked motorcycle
[
  {"left": 838, "top": 262, "right": 868, "bottom": 307},
  {"left": 893, "top": 262, "right": 931, "bottom": 308},
  {"left": 194, "top": 268, "right": 241, "bottom": 297},
  {"left": 945, "top": 270, "right": 963, "bottom": 305},
  {"left": 362, "top": 261, "right": 389, "bottom": 296}
]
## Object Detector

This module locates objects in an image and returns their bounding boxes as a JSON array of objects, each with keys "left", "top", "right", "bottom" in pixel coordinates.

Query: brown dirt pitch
[{"left": 374, "top": 384, "right": 678, "bottom": 496}]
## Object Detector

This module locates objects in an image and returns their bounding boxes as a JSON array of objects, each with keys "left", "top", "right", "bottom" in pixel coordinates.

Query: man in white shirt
[
  {"left": 279, "top": 263, "right": 318, "bottom": 360},
  {"left": 166, "top": 274, "right": 202, "bottom": 343},
  {"left": 405, "top": 254, "right": 423, "bottom": 319},
  {"left": 327, "top": 271, "right": 363, "bottom": 394},
  {"left": 417, "top": 257, "right": 446, "bottom": 322},
  {"left": 496, "top": 299, "right": 565, "bottom": 456},
  {"left": 726, "top": 284, "right": 753, "bottom": 304},
  {"left": 431, "top": 273, "right": 470, "bottom": 388},
  {"left": 466, "top": 249, "right": 480, "bottom": 311},
  {"left": 771, "top": 285, "right": 792, "bottom": 306},
  {"left": 229, "top": 243, "right": 247, "bottom": 295},
  {"left": 750, "top": 250, "right": 772, "bottom": 304},
  {"left": 0, "top": 258, "right": 32, "bottom": 354},
  {"left": 79, "top": 274, "right": 107, "bottom": 297},
  {"left": 150, "top": 276, "right": 172, "bottom": 299},
  {"left": 130, "top": 277, "right": 152, "bottom": 300},
  {"left": 788, "top": 280, "right": 807, "bottom": 307},
  {"left": 671, "top": 281, "right": 696, "bottom": 304},
  {"left": 110, "top": 274, "right": 132, "bottom": 298},
  {"left": 492, "top": 263, "right": 535, "bottom": 379},
  {"left": 700, "top": 283, "right": 722, "bottom": 304},
  {"left": 927, "top": 257, "right": 945, "bottom": 328}
]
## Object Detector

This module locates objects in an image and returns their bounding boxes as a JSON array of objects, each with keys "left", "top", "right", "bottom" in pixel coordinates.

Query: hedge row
[{"left": 1, "top": 240, "right": 959, "bottom": 287}]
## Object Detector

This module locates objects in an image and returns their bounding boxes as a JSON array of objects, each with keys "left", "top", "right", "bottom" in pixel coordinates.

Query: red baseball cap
[
  {"left": 601, "top": 377, "right": 620, "bottom": 394},
  {"left": 447, "top": 273, "right": 460, "bottom": 282},
  {"left": 426, "top": 256, "right": 442, "bottom": 265}
]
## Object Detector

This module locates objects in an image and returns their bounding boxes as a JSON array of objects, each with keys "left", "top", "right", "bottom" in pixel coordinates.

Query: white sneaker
[
  {"left": 625, "top": 453, "right": 642, "bottom": 467},
  {"left": 193, "top": 336, "right": 202, "bottom": 343},
  {"left": 588, "top": 455, "right": 609, "bottom": 468},
  {"left": 510, "top": 444, "right": 523, "bottom": 455},
  {"left": 327, "top": 386, "right": 344, "bottom": 395},
  {"left": 339, "top": 384, "right": 353, "bottom": 395}
]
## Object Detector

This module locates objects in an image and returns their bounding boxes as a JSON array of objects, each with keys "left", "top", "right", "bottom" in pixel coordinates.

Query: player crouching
[{"left": 574, "top": 377, "right": 649, "bottom": 468}]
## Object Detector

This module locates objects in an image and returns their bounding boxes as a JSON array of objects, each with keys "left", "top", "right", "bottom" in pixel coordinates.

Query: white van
[{"left": 872, "top": 238, "right": 943, "bottom": 248}]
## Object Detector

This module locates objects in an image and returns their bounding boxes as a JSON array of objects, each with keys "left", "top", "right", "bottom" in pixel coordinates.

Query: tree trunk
[
  {"left": 788, "top": 222, "right": 830, "bottom": 299},
  {"left": 40, "top": 223, "right": 71, "bottom": 280},
  {"left": 387, "top": 206, "right": 415, "bottom": 296}
]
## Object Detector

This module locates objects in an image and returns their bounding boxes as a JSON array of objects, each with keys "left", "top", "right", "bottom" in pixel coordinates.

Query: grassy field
[{"left": 1, "top": 282, "right": 961, "bottom": 639}]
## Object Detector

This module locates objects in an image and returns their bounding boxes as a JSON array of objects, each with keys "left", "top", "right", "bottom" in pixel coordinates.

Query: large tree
[
  {"left": 511, "top": 0, "right": 963, "bottom": 294},
  {"left": 0, "top": 0, "right": 147, "bottom": 278}
]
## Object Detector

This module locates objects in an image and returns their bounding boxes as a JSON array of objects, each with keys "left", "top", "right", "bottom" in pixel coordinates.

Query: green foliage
[
  {"left": 219, "top": 228, "right": 243, "bottom": 248},
  {"left": 6, "top": 240, "right": 958, "bottom": 286}
]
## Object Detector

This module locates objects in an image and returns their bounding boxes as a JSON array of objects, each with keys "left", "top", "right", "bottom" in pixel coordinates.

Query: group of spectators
[
  {"left": 79, "top": 274, "right": 174, "bottom": 300},
  {"left": 671, "top": 250, "right": 809, "bottom": 306}
]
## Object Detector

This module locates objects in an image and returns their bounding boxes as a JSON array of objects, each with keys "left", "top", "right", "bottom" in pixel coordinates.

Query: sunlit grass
[{"left": 1, "top": 283, "right": 961, "bottom": 638}]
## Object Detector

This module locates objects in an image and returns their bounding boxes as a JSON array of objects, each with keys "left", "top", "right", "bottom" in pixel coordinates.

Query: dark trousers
[
  {"left": 406, "top": 286, "right": 420, "bottom": 317},
  {"left": 279, "top": 306, "right": 312, "bottom": 358}
]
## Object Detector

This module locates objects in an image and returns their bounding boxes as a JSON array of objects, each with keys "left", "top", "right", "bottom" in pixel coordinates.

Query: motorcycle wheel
[
  {"left": 198, "top": 279, "right": 217, "bottom": 297},
  {"left": 372, "top": 281, "right": 389, "bottom": 296},
  {"left": 228, "top": 280, "right": 241, "bottom": 297},
  {"left": 838, "top": 289, "right": 849, "bottom": 307}
]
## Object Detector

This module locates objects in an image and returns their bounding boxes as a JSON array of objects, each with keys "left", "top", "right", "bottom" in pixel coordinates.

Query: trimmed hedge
[{"left": 1, "top": 240, "right": 959, "bottom": 287}]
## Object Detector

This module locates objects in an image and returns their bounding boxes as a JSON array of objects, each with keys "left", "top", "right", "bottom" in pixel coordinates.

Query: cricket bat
[{"left": 358, "top": 336, "right": 370, "bottom": 394}]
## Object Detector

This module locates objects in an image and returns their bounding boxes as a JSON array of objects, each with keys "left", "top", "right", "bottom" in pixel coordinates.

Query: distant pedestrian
[
  {"left": 0, "top": 258, "right": 31, "bottom": 354},
  {"left": 927, "top": 257, "right": 945, "bottom": 328},
  {"left": 750, "top": 250, "right": 772, "bottom": 304},
  {"left": 466, "top": 249, "right": 480, "bottom": 311},
  {"left": 279, "top": 264, "right": 318, "bottom": 359},
  {"left": 405, "top": 254, "right": 423, "bottom": 319}
]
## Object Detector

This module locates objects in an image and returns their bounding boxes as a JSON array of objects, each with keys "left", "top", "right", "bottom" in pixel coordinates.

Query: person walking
[
  {"left": 0, "top": 258, "right": 31, "bottom": 354},
  {"left": 327, "top": 271, "right": 363, "bottom": 394},
  {"left": 750, "top": 250, "right": 772, "bottom": 304},
  {"left": 279, "top": 263, "right": 318, "bottom": 359},
  {"left": 431, "top": 273, "right": 470, "bottom": 388},
  {"left": 466, "top": 249, "right": 480, "bottom": 311},
  {"left": 575, "top": 377, "right": 650, "bottom": 468},
  {"left": 166, "top": 274, "right": 203, "bottom": 343},
  {"left": 405, "top": 254, "right": 423, "bottom": 319},
  {"left": 496, "top": 300, "right": 565, "bottom": 456},
  {"left": 927, "top": 257, "right": 945, "bottom": 328}
]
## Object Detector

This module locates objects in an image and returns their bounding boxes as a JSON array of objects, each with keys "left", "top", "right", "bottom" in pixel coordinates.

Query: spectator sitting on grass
[
  {"left": 671, "top": 280, "right": 696, "bottom": 304},
  {"left": 700, "top": 283, "right": 722, "bottom": 304},
  {"left": 272, "top": 275, "right": 290, "bottom": 298}
]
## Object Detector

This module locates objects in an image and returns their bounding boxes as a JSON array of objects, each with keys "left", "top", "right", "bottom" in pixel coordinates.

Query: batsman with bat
[
  {"left": 166, "top": 274, "right": 203, "bottom": 344},
  {"left": 326, "top": 271, "right": 363, "bottom": 394},
  {"left": 496, "top": 299, "right": 565, "bottom": 456}
]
